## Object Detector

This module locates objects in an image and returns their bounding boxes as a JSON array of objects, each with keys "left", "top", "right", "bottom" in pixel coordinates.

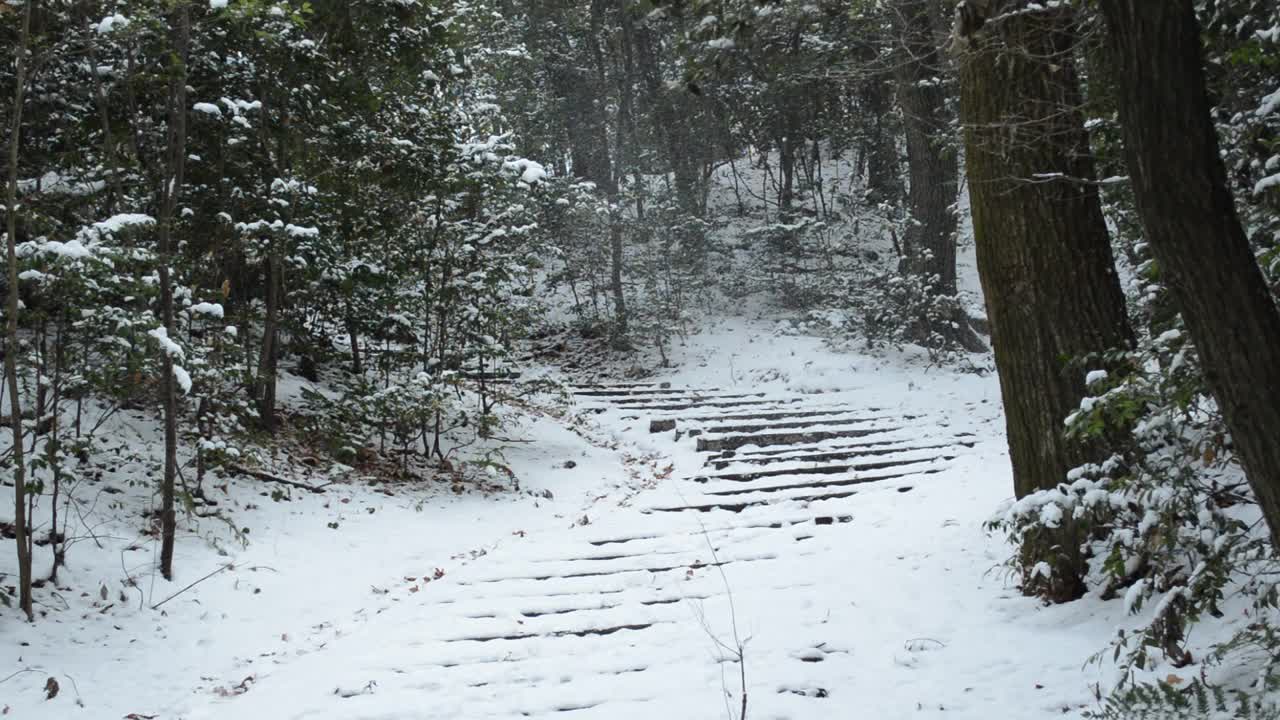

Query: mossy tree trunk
[{"left": 956, "top": 1, "right": 1134, "bottom": 600}]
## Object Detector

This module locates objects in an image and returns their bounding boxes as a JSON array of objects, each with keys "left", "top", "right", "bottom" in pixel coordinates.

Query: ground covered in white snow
[{"left": 4, "top": 316, "right": 1191, "bottom": 719}]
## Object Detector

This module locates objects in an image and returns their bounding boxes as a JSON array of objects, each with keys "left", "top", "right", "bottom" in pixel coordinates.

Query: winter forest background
[{"left": 4, "top": 0, "right": 1280, "bottom": 718}]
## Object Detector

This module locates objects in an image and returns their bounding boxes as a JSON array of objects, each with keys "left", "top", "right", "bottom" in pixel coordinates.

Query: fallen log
[{"left": 231, "top": 464, "right": 326, "bottom": 493}]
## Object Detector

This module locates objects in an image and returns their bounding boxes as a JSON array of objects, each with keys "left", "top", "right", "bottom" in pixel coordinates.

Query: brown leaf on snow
[
  {"left": 1165, "top": 674, "right": 1184, "bottom": 686},
  {"left": 44, "top": 677, "right": 59, "bottom": 700}
]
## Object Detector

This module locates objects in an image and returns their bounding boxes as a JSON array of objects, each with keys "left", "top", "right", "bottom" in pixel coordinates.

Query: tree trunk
[
  {"left": 777, "top": 134, "right": 796, "bottom": 218},
  {"left": 895, "top": 0, "right": 957, "bottom": 294},
  {"left": 957, "top": 1, "right": 1134, "bottom": 600},
  {"left": 345, "top": 301, "right": 363, "bottom": 375},
  {"left": 1098, "top": 0, "right": 1280, "bottom": 551},
  {"left": 860, "top": 77, "right": 903, "bottom": 207},
  {"left": 609, "top": 219, "right": 628, "bottom": 342},
  {"left": 893, "top": 0, "right": 984, "bottom": 351},
  {"left": 583, "top": 0, "right": 629, "bottom": 346},
  {"left": 4, "top": 0, "right": 34, "bottom": 622},
  {"left": 257, "top": 252, "right": 280, "bottom": 430},
  {"left": 632, "top": 19, "right": 701, "bottom": 219},
  {"left": 158, "top": 2, "right": 191, "bottom": 581},
  {"left": 47, "top": 320, "right": 64, "bottom": 581}
]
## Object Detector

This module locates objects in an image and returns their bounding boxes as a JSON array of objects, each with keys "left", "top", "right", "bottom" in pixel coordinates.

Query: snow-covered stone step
[
  {"left": 688, "top": 411, "right": 912, "bottom": 438},
  {"left": 648, "top": 489, "right": 862, "bottom": 514},
  {"left": 609, "top": 396, "right": 805, "bottom": 413},
  {"left": 697, "top": 459, "right": 947, "bottom": 497},
  {"left": 566, "top": 514, "right": 854, "bottom": 549},
  {"left": 455, "top": 592, "right": 714, "bottom": 622},
  {"left": 695, "top": 419, "right": 908, "bottom": 452},
  {"left": 652, "top": 404, "right": 862, "bottom": 421},
  {"left": 692, "top": 448, "right": 959, "bottom": 484},
  {"left": 417, "top": 668, "right": 724, "bottom": 719},
  {"left": 647, "top": 406, "right": 871, "bottom": 432},
  {"left": 708, "top": 437, "right": 975, "bottom": 469},
  {"left": 572, "top": 386, "right": 712, "bottom": 397},
  {"left": 604, "top": 392, "right": 766, "bottom": 406},
  {"left": 458, "top": 549, "right": 776, "bottom": 585},
  {"left": 647, "top": 464, "right": 945, "bottom": 513},
  {"left": 715, "top": 428, "right": 976, "bottom": 461},
  {"left": 428, "top": 553, "right": 791, "bottom": 603},
  {"left": 359, "top": 632, "right": 731, "bottom": 719},
  {"left": 438, "top": 613, "right": 678, "bottom": 645},
  {"left": 570, "top": 381, "right": 661, "bottom": 390}
]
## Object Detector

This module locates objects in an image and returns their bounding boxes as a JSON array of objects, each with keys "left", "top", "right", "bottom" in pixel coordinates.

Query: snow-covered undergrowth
[{"left": 545, "top": 142, "right": 990, "bottom": 369}]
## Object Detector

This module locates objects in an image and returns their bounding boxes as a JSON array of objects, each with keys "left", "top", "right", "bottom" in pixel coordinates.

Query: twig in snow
[
  {"left": 150, "top": 562, "right": 233, "bottom": 610},
  {"left": 120, "top": 544, "right": 145, "bottom": 611},
  {"left": 0, "top": 667, "right": 40, "bottom": 685},
  {"left": 679, "top": 485, "right": 749, "bottom": 720},
  {"left": 60, "top": 672, "right": 84, "bottom": 707}
]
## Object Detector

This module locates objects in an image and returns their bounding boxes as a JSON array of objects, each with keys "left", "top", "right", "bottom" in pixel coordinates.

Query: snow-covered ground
[{"left": 5, "top": 314, "right": 1161, "bottom": 719}]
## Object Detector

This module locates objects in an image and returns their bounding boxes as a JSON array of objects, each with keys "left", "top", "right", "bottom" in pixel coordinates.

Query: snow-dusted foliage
[{"left": 0, "top": 0, "right": 561, "bottom": 612}]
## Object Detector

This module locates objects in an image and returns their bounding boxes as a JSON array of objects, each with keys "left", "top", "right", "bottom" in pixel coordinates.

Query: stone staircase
[{"left": 230, "top": 382, "right": 982, "bottom": 719}]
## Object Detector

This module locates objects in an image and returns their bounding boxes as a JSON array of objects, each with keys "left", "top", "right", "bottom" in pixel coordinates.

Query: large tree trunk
[
  {"left": 892, "top": 0, "right": 984, "bottom": 351},
  {"left": 957, "top": 1, "right": 1133, "bottom": 600},
  {"left": 4, "top": 0, "right": 34, "bottom": 622},
  {"left": 894, "top": 0, "right": 957, "bottom": 295},
  {"left": 157, "top": 2, "right": 191, "bottom": 581},
  {"left": 1098, "top": 0, "right": 1280, "bottom": 551}
]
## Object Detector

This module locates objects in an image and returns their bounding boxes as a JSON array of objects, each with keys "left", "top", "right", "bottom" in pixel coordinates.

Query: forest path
[{"left": 188, "top": 382, "right": 1042, "bottom": 719}]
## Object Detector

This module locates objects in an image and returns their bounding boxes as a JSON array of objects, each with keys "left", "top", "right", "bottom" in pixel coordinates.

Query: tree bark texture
[
  {"left": 894, "top": 0, "right": 959, "bottom": 296},
  {"left": 957, "top": 3, "right": 1133, "bottom": 497},
  {"left": 633, "top": 19, "right": 702, "bottom": 218},
  {"left": 860, "top": 76, "right": 903, "bottom": 207},
  {"left": 1098, "top": 0, "right": 1280, "bottom": 551},
  {"left": 4, "top": 0, "right": 35, "bottom": 622},
  {"left": 158, "top": 1, "right": 191, "bottom": 581}
]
